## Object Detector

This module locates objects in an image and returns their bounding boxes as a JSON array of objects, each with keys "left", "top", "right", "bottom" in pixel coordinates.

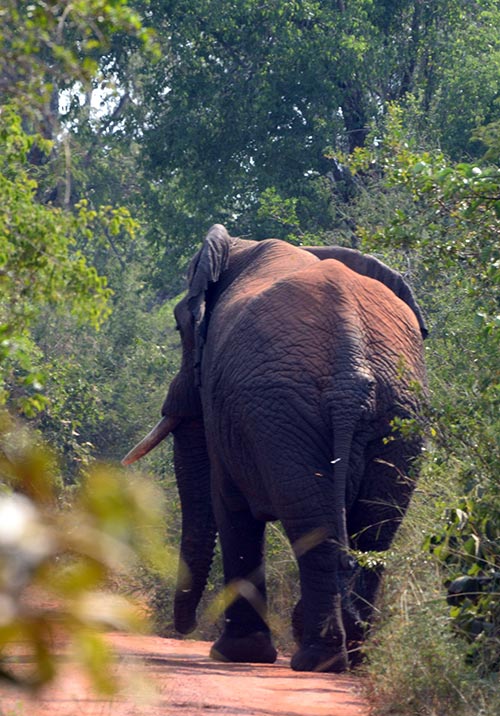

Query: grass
[{"left": 363, "top": 472, "right": 500, "bottom": 716}]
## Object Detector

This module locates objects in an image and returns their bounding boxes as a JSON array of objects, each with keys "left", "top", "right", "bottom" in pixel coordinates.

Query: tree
[
  {"left": 0, "top": 0, "right": 154, "bottom": 419},
  {"left": 0, "top": 107, "right": 112, "bottom": 414},
  {"left": 81, "top": 0, "right": 494, "bottom": 285},
  {"left": 0, "top": 0, "right": 154, "bottom": 130}
]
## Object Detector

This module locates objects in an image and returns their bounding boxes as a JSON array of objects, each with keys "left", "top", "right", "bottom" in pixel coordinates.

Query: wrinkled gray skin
[{"left": 123, "top": 225, "right": 428, "bottom": 672}]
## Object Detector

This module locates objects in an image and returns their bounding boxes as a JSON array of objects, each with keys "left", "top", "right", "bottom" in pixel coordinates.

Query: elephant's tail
[
  {"left": 323, "top": 370, "right": 375, "bottom": 567},
  {"left": 330, "top": 434, "right": 352, "bottom": 569}
]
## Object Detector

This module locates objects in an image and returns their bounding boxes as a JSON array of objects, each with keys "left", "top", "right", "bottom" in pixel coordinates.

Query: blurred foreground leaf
[{"left": 0, "top": 413, "right": 171, "bottom": 693}]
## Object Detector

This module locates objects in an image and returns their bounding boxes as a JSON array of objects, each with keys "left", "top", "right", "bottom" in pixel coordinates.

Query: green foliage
[
  {"left": 126, "top": 0, "right": 477, "bottom": 258},
  {"left": 0, "top": 0, "right": 157, "bottom": 116},
  {"left": 0, "top": 413, "right": 169, "bottom": 692},
  {"left": 424, "top": 293, "right": 499, "bottom": 672},
  {"left": 264, "top": 523, "right": 300, "bottom": 651},
  {"left": 363, "top": 469, "right": 499, "bottom": 716},
  {"left": 425, "top": 315, "right": 499, "bottom": 675},
  {"left": 426, "top": 493, "right": 499, "bottom": 672},
  {"left": 13, "top": 264, "right": 182, "bottom": 486},
  {"left": 257, "top": 188, "right": 302, "bottom": 239},
  {"left": 0, "top": 105, "right": 151, "bottom": 422},
  {"left": 0, "top": 0, "right": 175, "bottom": 701},
  {"left": 423, "top": 0, "right": 500, "bottom": 159},
  {"left": 0, "top": 106, "right": 117, "bottom": 414},
  {"left": 92, "top": 0, "right": 500, "bottom": 275}
]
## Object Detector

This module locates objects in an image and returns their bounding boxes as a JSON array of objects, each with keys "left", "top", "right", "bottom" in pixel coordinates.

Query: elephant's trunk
[{"left": 172, "top": 420, "right": 217, "bottom": 634}]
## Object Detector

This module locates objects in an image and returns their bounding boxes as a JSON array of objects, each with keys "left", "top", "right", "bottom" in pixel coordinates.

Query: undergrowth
[{"left": 364, "top": 464, "right": 499, "bottom": 716}]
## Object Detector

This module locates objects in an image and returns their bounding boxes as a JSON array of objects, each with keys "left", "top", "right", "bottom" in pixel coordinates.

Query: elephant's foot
[
  {"left": 210, "top": 631, "right": 277, "bottom": 664},
  {"left": 291, "top": 643, "right": 349, "bottom": 673}
]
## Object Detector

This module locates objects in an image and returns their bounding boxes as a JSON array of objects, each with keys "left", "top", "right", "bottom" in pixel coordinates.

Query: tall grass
[{"left": 364, "top": 461, "right": 499, "bottom": 716}]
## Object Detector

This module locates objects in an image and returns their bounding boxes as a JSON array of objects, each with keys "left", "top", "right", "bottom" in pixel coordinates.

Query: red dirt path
[{"left": 0, "top": 634, "right": 371, "bottom": 716}]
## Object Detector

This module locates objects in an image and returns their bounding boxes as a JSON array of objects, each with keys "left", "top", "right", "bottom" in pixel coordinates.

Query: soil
[{"left": 0, "top": 633, "right": 371, "bottom": 716}]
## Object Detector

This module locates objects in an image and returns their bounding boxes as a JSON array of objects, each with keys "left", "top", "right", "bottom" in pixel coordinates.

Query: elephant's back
[
  {"left": 212, "top": 257, "right": 424, "bottom": 371},
  {"left": 236, "top": 257, "right": 421, "bottom": 352},
  {"left": 265, "top": 259, "right": 425, "bottom": 373}
]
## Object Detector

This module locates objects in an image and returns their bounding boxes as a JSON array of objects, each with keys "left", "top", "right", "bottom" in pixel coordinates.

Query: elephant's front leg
[
  {"left": 209, "top": 492, "right": 277, "bottom": 664},
  {"left": 290, "top": 539, "right": 349, "bottom": 673}
]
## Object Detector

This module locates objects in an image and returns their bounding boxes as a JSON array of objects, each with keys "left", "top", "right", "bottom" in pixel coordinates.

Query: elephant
[{"left": 122, "top": 224, "right": 428, "bottom": 673}]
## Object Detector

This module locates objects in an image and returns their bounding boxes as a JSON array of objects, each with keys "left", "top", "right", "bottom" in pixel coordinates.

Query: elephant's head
[{"left": 122, "top": 225, "right": 235, "bottom": 634}]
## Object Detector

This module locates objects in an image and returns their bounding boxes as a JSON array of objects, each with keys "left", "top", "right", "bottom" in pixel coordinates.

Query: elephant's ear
[
  {"left": 303, "top": 246, "right": 428, "bottom": 338},
  {"left": 187, "top": 224, "right": 233, "bottom": 384}
]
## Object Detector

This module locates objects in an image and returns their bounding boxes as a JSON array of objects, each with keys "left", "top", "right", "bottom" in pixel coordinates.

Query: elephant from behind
[{"left": 123, "top": 224, "right": 428, "bottom": 672}]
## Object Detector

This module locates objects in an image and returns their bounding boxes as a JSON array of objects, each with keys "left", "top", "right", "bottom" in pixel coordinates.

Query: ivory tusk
[{"left": 121, "top": 415, "right": 180, "bottom": 465}]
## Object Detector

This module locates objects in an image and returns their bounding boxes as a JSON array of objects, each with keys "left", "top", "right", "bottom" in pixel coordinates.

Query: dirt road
[{"left": 0, "top": 634, "right": 370, "bottom": 716}]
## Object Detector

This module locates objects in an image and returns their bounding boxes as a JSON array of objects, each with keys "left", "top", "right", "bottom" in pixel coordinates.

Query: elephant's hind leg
[
  {"left": 288, "top": 537, "right": 349, "bottom": 673},
  {"left": 344, "top": 435, "right": 423, "bottom": 651},
  {"left": 210, "top": 492, "right": 277, "bottom": 664}
]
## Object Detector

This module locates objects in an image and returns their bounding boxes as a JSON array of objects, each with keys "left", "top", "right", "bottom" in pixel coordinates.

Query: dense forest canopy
[{"left": 0, "top": 0, "right": 499, "bottom": 712}]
